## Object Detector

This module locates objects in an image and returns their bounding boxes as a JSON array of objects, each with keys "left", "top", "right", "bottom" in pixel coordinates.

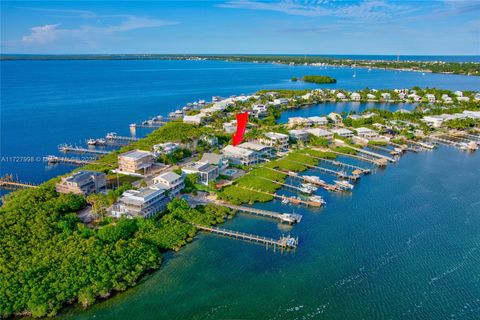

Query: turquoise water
[{"left": 59, "top": 146, "right": 480, "bottom": 319}]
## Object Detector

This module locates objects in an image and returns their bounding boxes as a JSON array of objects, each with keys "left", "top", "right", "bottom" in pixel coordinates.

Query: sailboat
[{"left": 353, "top": 70, "right": 357, "bottom": 78}]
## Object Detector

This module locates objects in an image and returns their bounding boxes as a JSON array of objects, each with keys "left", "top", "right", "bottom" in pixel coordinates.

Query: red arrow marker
[{"left": 232, "top": 112, "right": 248, "bottom": 146}]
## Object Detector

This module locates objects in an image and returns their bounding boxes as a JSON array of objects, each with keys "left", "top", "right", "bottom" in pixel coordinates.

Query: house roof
[
  {"left": 222, "top": 145, "right": 255, "bottom": 157},
  {"left": 119, "top": 149, "right": 153, "bottom": 160},
  {"left": 155, "top": 171, "right": 181, "bottom": 183},
  {"left": 200, "top": 153, "right": 223, "bottom": 164},
  {"left": 238, "top": 142, "right": 270, "bottom": 152}
]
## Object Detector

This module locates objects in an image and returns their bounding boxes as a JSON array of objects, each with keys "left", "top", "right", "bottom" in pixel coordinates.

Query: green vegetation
[
  {"left": 443, "top": 118, "right": 480, "bottom": 129},
  {"left": 300, "top": 75, "right": 337, "bottom": 84},
  {"left": 368, "top": 140, "right": 388, "bottom": 146},
  {"left": 334, "top": 146, "right": 358, "bottom": 155},
  {"left": 0, "top": 186, "right": 231, "bottom": 318}
]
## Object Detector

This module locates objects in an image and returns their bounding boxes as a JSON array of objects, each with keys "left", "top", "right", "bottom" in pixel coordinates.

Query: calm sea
[{"left": 2, "top": 59, "right": 480, "bottom": 319}]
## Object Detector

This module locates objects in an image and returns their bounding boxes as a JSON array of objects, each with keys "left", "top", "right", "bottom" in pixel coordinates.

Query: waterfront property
[
  {"left": 355, "top": 127, "right": 379, "bottom": 139},
  {"left": 331, "top": 128, "right": 354, "bottom": 138},
  {"left": 182, "top": 161, "right": 219, "bottom": 186},
  {"left": 110, "top": 184, "right": 169, "bottom": 218},
  {"left": 153, "top": 171, "right": 185, "bottom": 197},
  {"left": 238, "top": 141, "right": 275, "bottom": 159},
  {"left": 306, "top": 128, "right": 334, "bottom": 140},
  {"left": 118, "top": 149, "right": 155, "bottom": 174},
  {"left": 289, "top": 129, "right": 310, "bottom": 143},
  {"left": 55, "top": 170, "right": 106, "bottom": 196},
  {"left": 222, "top": 145, "right": 259, "bottom": 166},
  {"left": 152, "top": 142, "right": 180, "bottom": 156},
  {"left": 260, "top": 132, "right": 290, "bottom": 151}
]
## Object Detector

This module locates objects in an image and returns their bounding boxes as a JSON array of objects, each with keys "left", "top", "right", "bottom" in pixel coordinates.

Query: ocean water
[
  {"left": 58, "top": 145, "right": 480, "bottom": 320},
  {"left": 2, "top": 59, "right": 480, "bottom": 319}
]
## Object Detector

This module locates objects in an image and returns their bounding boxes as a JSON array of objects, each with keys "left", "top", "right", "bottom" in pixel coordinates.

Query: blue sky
[{"left": 1, "top": 1, "right": 479, "bottom": 55}]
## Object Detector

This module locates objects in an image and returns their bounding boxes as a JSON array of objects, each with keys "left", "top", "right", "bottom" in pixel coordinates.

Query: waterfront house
[
  {"left": 152, "top": 142, "right": 179, "bottom": 156},
  {"left": 408, "top": 93, "right": 421, "bottom": 101},
  {"left": 350, "top": 92, "right": 361, "bottom": 101},
  {"left": 328, "top": 112, "right": 342, "bottom": 124},
  {"left": 260, "top": 132, "right": 290, "bottom": 150},
  {"left": 442, "top": 94, "right": 453, "bottom": 103},
  {"left": 381, "top": 92, "right": 391, "bottom": 100},
  {"left": 307, "top": 116, "right": 328, "bottom": 126},
  {"left": 118, "top": 150, "right": 155, "bottom": 174},
  {"left": 273, "top": 98, "right": 289, "bottom": 106},
  {"left": 367, "top": 93, "right": 377, "bottom": 100},
  {"left": 454, "top": 90, "right": 463, "bottom": 97},
  {"left": 355, "top": 127, "right": 378, "bottom": 138},
  {"left": 425, "top": 94, "right": 436, "bottom": 103},
  {"left": 111, "top": 185, "right": 169, "bottom": 219},
  {"left": 182, "top": 162, "right": 219, "bottom": 186},
  {"left": 56, "top": 171, "right": 106, "bottom": 196},
  {"left": 336, "top": 92, "right": 346, "bottom": 99},
  {"left": 331, "top": 128, "right": 354, "bottom": 138},
  {"left": 222, "top": 145, "right": 259, "bottom": 166},
  {"left": 252, "top": 104, "right": 268, "bottom": 118},
  {"left": 288, "top": 117, "right": 312, "bottom": 127},
  {"left": 306, "top": 128, "right": 334, "bottom": 140},
  {"left": 457, "top": 96, "right": 470, "bottom": 102},
  {"left": 289, "top": 129, "right": 310, "bottom": 143},
  {"left": 153, "top": 171, "right": 184, "bottom": 197},
  {"left": 238, "top": 142, "right": 275, "bottom": 159},
  {"left": 398, "top": 93, "right": 406, "bottom": 100},
  {"left": 183, "top": 114, "right": 205, "bottom": 125}
]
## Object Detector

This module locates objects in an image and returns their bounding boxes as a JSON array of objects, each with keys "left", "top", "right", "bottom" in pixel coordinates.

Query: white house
[
  {"left": 355, "top": 127, "right": 378, "bottom": 138},
  {"left": 350, "top": 92, "right": 361, "bottom": 101},
  {"left": 331, "top": 128, "right": 354, "bottom": 138},
  {"left": 381, "top": 92, "right": 391, "bottom": 100},
  {"left": 289, "top": 129, "right": 310, "bottom": 143},
  {"left": 367, "top": 93, "right": 377, "bottom": 100},
  {"left": 260, "top": 132, "right": 289, "bottom": 150},
  {"left": 328, "top": 112, "right": 342, "bottom": 124},
  {"left": 307, "top": 116, "right": 328, "bottom": 126},
  {"left": 183, "top": 114, "right": 205, "bottom": 125},
  {"left": 182, "top": 162, "right": 219, "bottom": 186},
  {"left": 336, "top": 92, "right": 346, "bottom": 99},
  {"left": 306, "top": 128, "right": 334, "bottom": 140},
  {"left": 153, "top": 172, "right": 184, "bottom": 197},
  {"left": 222, "top": 145, "right": 259, "bottom": 166},
  {"left": 288, "top": 117, "right": 312, "bottom": 127},
  {"left": 454, "top": 90, "right": 463, "bottom": 97},
  {"left": 238, "top": 141, "right": 275, "bottom": 158},
  {"left": 425, "top": 94, "right": 436, "bottom": 103}
]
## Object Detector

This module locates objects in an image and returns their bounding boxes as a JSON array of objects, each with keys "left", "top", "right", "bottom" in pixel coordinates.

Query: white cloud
[
  {"left": 16, "top": 15, "right": 178, "bottom": 46},
  {"left": 219, "top": 0, "right": 421, "bottom": 22}
]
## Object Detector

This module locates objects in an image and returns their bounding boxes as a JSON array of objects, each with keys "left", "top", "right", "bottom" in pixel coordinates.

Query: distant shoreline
[{"left": 2, "top": 54, "right": 479, "bottom": 76}]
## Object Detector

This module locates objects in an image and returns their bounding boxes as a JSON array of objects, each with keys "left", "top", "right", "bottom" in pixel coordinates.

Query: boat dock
[
  {"left": 0, "top": 174, "right": 38, "bottom": 190},
  {"left": 300, "top": 153, "right": 367, "bottom": 177},
  {"left": 194, "top": 224, "right": 298, "bottom": 249},
  {"left": 197, "top": 200, "right": 302, "bottom": 224},
  {"left": 367, "top": 144, "right": 401, "bottom": 156},
  {"left": 45, "top": 155, "right": 94, "bottom": 166},
  {"left": 237, "top": 186, "right": 324, "bottom": 207},
  {"left": 105, "top": 132, "right": 139, "bottom": 143},
  {"left": 284, "top": 159, "right": 359, "bottom": 181},
  {"left": 59, "top": 144, "right": 109, "bottom": 156},
  {"left": 264, "top": 167, "right": 340, "bottom": 192},
  {"left": 313, "top": 148, "right": 385, "bottom": 166},
  {"left": 346, "top": 146, "right": 397, "bottom": 163}
]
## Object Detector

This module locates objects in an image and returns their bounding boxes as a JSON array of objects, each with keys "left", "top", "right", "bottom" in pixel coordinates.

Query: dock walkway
[
  {"left": 59, "top": 145, "right": 109, "bottom": 156},
  {"left": 312, "top": 148, "right": 384, "bottom": 166},
  {"left": 0, "top": 174, "right": 38, "bottom": 190},
  {"left": 46, "top": 155, "right": 94, "bottom": 166},
  {"left": 194, "top": 224, "right": 298, "bottom": 249}
]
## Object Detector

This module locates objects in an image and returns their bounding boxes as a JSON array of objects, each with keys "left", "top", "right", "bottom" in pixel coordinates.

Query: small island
[{"left": 292, "top": 75, "right": 337, "bottom": 84}]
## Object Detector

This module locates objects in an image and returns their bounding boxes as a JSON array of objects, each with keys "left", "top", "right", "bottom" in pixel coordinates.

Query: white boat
[
  {"left": 303, "top": 175, "right": 325, "bottom": 185},
  {"left": 301, "top": 183, "right": 318, "bottom": 192},
  {"left": 334, "top": 180, "right": 354, "bottom": 190},
  {"left": 308, "top": 195, "right": 326, "bottom": 205},
  {"left": 299, "top": 187, "right": 313, "bottom": 195},
  {"left": 106, "top": 132, "right": 117, "bottom": 139},
  {"left": 281, "top": 198, "right": 290, "bottom": 205},
  {"left": 418, "top": 141, "right": 435, "bottom": 149},
  {"left": 87, "top": 138, "right": 97, "bottom": 145}
]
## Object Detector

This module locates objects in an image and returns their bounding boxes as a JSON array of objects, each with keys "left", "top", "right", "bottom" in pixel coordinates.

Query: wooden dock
[
  {"left": 346, "top": 146, "right": 397, "bottom": 163},
  {"left": 45, "top": 155, "right": 94, "bottom": 166},
  {"left": 311, "top": 156, "right": 370, "bottom": 174},
  {"left": 194, "top": 224, "right": 298, "bottom": 249},
  {"left": 236, "top": 185, "right": 324, "bottom": 207},
  {"left": 59, "top": 144, "right": 109, "bottom": 156},
  {"left": 284, "top": 159, "right": 359, "bottom": 182},
  {"left": 312, "top": 147, "right": 385, "bottom": 166},
  {"left": 264, "top": 167, "right": 340, "bottom": 192},
  {"left": 105, "top": 133, "right": 139, "bottom": 143},
  {"left": 0, "top": 174, "right": 38, "bottom": 190},
  {"left": 367, "top": 144, "right": 401, "bottom": 156},
  {"left": 198, "top": 200, "right": 302, "bottom": 224}
]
